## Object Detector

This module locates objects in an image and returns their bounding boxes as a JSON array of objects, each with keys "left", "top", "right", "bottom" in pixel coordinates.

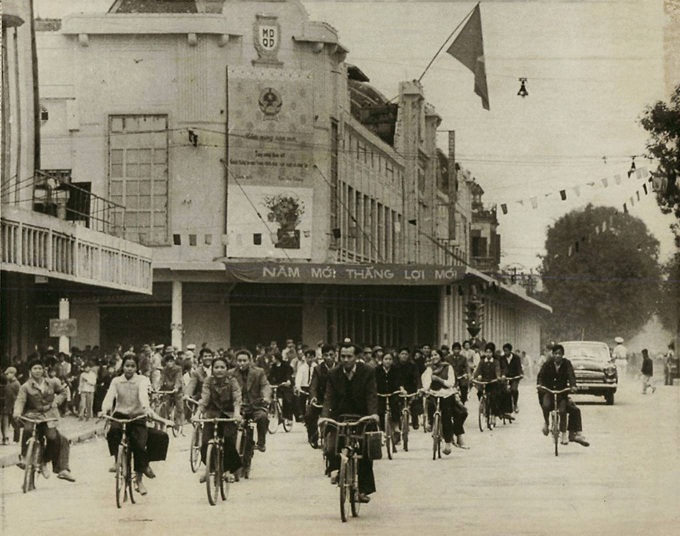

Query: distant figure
[
  {"left": 612, "top": 337, "right": 629, "bottom": 380},
  {"left": 640, "top": 349, "right": 656, "bottom": 394}
]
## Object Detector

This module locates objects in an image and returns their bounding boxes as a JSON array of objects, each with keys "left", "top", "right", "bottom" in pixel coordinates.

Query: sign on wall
[
  {"left": 227, "top": 185, "right": 313, "bottom": 259},
  {"left": 49, "top": 319, "right": 78, "bottom": 338}
]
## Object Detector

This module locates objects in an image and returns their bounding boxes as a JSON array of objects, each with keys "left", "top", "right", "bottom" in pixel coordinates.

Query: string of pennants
[{"left": 499, "top": 165, "right": 653, "bottom": 216}]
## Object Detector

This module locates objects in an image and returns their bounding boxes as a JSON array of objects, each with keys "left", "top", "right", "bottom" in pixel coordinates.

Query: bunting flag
[
  {"left": 629, "top": 196, "right": 635, "bottom": 206},
  {"left": 568, "top": 244, "right": 574, "bottom": 257},
  {"left": 573, "top": 186, "right": 581, "bottom": 197},
  {"left": 446, "top": 4, "right": 490, "bottom": 110},
  {"left": 636, "top": 191, "right": 641, "bottom": 201},
  {"left": 560, "top": 190, "right": 567, "bottom": 200},
  {"left": 602, "top": 220, "right": 607, "bottom": 232},
  {"left": 500, "top": 203, "right": 508, "bottom": 215},
  {"left": 530, "top": 197, "right": 538, "bottom": 209},
  {"left": 614, "top": 174, "right": 622, "bottom": 185},
  {"left": 623, "top": 203, "right": 628, "bottom": 213},
  {"left": 643, "top": 183, "right": 648, "bottom": 195},
  {"left": 601, "top": 177, "right": 609, "bottom": 188}
]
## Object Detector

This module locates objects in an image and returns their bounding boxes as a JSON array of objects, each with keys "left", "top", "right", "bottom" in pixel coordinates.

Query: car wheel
[{"left": 605, "top": 392, "right": 614, "bottom": 405}]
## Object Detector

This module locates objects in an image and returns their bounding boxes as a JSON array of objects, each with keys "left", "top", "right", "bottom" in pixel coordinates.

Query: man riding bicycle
[
  {"left": 159, "top": 352, "right": 184, "bottom": 429},
  {"left": 231, "top": 349, "right": 271, "bottom": 452},
  {"left": 322, "top": 342, "right": 379, "bottom": 504},
  {"left": 499, "top": 343, "right": 523, "bottom": 416},
  {"left": 306, "top": 344, "right": 335, "bottom": 448}
]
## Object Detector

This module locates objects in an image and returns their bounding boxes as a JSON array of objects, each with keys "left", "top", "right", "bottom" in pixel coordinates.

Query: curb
[{"left": 0, "top": 424, "right": 105, "bottom": 469}]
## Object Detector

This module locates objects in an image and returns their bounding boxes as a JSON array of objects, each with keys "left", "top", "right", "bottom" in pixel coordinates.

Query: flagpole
[{"left": 417, "top": 2, "right": 480, "bottom": 83}]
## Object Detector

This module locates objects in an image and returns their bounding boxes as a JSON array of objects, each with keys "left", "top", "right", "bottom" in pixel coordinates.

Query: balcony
[{"left": 1, "top": 205, "right": 152, "bottom": 294}]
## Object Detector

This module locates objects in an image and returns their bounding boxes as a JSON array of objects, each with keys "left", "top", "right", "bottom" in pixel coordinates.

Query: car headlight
[{"left": 604, "top": 366, "right": 617, "bottom": 375}]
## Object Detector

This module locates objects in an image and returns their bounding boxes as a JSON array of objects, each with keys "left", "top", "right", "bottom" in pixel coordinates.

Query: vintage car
[{"left": 560, "top": 341, "right": 618, "bottom": 405}]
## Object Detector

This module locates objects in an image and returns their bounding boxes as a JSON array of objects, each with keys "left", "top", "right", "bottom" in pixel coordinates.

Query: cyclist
[
  {"left": 375, "top": 351, "right": 405, "bottom": 445},
  {"left": 197, "top": 355, "right": 242, "bottom": 483},
  {"left": 499, "top": 343, "right": 522, "bottom": 417},
  {"left": 473, "top": 342, "right": 502, "bottom": 421},
  {"left": 159, "top": 352, "right": 184, "bottom": 429},
  {"left": 536, "top": 344, "right": 576, "bottom": 445},
  {"left": 13, "top": 358, "right": 76, "bottom": 482},
  {"left": 397, "top": 347, "right": 422, "bottom": 429},
  {"left": 294, "top": 349, "right": 316, "bottom": 422},
  {"left": 232, "top": 349, "right": 271, "bottom": 452},
  {"left": 306, "top": 344, "right": 335, "bottom": 448},
  {"left": 185, "top": 348, "right": 213, "bottom": 401},
  {"left": 267, "top": 352, "right": 295, "bottom": 425},
  {"left": 421, "top": 348, "right": 467, "bottom": 453},
  {"left": 100, "top": 353, "right": 155, "bottom": 495},
  {"left": 447, "top": 342, "right": 471, "bottom": 404},
  {"left": 322, "top": 342, "right": 379, "bottom": 504}
]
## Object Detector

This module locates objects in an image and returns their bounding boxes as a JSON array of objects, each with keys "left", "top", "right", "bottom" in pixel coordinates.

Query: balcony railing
[{"left": 1, "top": 206, "right": 152, "bottom": 294}]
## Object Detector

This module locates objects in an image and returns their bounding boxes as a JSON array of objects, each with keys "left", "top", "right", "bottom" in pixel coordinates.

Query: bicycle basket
[{"left": 363, "top": 431, "right": 383, "bottom": 460}]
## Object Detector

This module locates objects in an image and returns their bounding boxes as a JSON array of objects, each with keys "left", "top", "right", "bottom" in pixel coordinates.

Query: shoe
[
  {"left": 199, "top": 471, "right": 207, "bottom": 484},
  {"left": 41, "top": 463, "right": 51, "bottom": 479},
  {"left": 542, "top": 423, "right": 549, "bottom": 436},
  {"left": 78, "top": 417, "right": 84, "bottom": 421},
  {"left": 456, "top": 436, "right": 469, "bottom": 449},
  {"left": 2, "top": 437, "right": 8, "bottom": 445},
  {"left": 309, "top": 440, "right": 319, "bottom": 449},
  {"left": 413, "top": 423, "right": 419, "bottom": 430},
  {"left": 514, "top": 407, "right": 520, "bottom": 414},
  {"left": 504, "top": 414, "right": 515, "bottom": 422},
  {"left": 256, "top": 444, "right": 266, "bottom": 453},
  {"left": 57, "top": 470, "right": 76, "bottom": 482},
  {"left": 224, "top": 473, "right": 235, "bottom": 483},
  {"left": 330, "top": 470, "right": 339, "bottom": 485},
  {"left": 357, "top": 493, "right": 371, "bottom": 503},
  {"left": 16, "top": 460, "right": 26, "bottom": 470},
  {"left": 443, "top": 443, "right": 452, "bottom": 455},
  {"left": 393, "top": 432, "right": 401, "bottom": 445},
  {"left": 109, "top": 463, "right": 117, "bottom": 473},
  {"left": 143, "top": 466, "right": 156, "bottom": 479},
  {"left": 571, "top": 433, "right": 590, "bottom": 447},
  {"left": 560, "top": 432, "right": 569, "bottom": 445},
  {"left": 652, "top": 387, "right": 657, "bottom": 394},
  {"left": 135, "top": 480, "right": 147, "bottom": 495},
  {"left": 425, "top": 425, "right": 432, "bottom": 433}
]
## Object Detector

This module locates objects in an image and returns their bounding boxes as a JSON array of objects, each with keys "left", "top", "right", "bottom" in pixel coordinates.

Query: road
[{"left": 1, "top": 381, "right": 679, "bottom": 536}]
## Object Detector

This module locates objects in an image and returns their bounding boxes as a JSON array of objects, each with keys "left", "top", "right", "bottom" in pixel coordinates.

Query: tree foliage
[
  {"left": 640, "top": 84, "right": 680, "bottom": 247},
  {"left": 539, "top": 204, "right": 661, "bottom": 343},
  {"left": 656, "top": 252, "right": 680, "bottom": 337}
]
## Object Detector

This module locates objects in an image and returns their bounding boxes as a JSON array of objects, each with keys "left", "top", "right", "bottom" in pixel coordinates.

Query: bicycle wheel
[
  {"left": 385, "top": 417, "right": 393, "bottom": 460},
  {"left": 552, "top": 412, "right": 559, "bottom": 457},
  {"left": 127, "top": 449, "right": 136, "bottom": 504},
  {"left": 401, "top": 410, "right": 410, "bottom": 452},
  {"left": 339, "top": 453, "right": 350, "bottom": 522},
  {"left": 242, "top": 430, "right": 253, "bottom": 479},
  {"left": 22, "top": 438, "right": 38, "bottom": 493},
  {"left": 350, "top": 456, "right": 360, "bottom": 518},
  {"left": 190, "top": 424, "right": 202, "bottom": 473},
  {"left": 432, "top": 414, "right": 441, "bottom": 461},
  {"left": 218, "top": 446, "right": 229, "bottom": 501},
  {"left": 486, "top": 402, "right": 493, "bottom": 431},
  {"left": 478, "top": 397, "right": 485, "bottom": 432},
  {"left": 115, "top": 445, "right": 126, "bottom": 508},
  {"left": 157, "top": 402, "right": 169, "bottom": 430},
  {"left": 268, "top": 403, "right": 279, "bottom": 434},
  {"left": 206, "top": 443, "right": 219, "bottom": 505}
]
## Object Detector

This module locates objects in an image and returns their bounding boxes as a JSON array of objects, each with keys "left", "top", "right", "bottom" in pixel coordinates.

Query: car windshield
[{"left": 562, "top": 343, "right": 610, "bottom": 362}]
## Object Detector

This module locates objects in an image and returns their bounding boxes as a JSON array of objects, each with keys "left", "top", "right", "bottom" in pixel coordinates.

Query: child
[
  {"left": 78, "top": 361, "right": 97, "bottom": 420},
  {"left": 641, "top": 348, "right": 656, "bottom": 394},
  {"left": 2, "top": 367, "right": 21, "bottom": 444}
]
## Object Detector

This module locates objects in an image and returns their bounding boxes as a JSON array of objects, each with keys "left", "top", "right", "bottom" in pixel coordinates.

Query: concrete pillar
[
  {"left": 59, "top": 298, "right": 69, "bottom": 353},
  {"left": 171, "top": 280, "right": 183, "bottom": 350}
]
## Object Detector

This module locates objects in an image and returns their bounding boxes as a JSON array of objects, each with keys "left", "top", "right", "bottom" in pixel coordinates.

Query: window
[{"left": 109, "top": 115, "right": 168, "bottom": 244}]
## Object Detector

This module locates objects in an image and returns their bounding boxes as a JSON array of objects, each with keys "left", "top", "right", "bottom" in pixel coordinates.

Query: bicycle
[
  {"left": 100, "top": 414, "right": 147, "bottom": 508},
  {"left": 185, "top": 398, "right": 202, "bottom": 473},
  {"left": 192, "top": 416, "right": 238, "bottom": 505},
  {"left": 423, "top": 391, "right": 448, "bottom": 460},
  {"left": 318, "top": 415, "right": 376, "bottom": 523},
  {"left": 537, "top": 386, "right": 571, "bottom": 457},
  {"left": 151, "top": 389, "right": 183, "bottom": 437},
  {"left": 398, "top": 392, "right": 419, "bottom": 452},
  {"left": 17, "top": 416, "right": 58, "bottom": 493},
  {"left": 235, "top": 416, "right": 256, "bottom": 481},
  {"left": 268, "top": 384, "right": 293, "bottom": 434},
  {"left": 377, "top": 390, "right": 402, "bottom": 460},
  {"left": 472, "top": 379, "right": 499, "bottom": 432}
]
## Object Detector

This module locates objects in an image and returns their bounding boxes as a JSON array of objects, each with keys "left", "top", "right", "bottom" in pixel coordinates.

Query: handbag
[
  {"left": 146, "top": 427, "right": 169, "bottom": 462},
  {"left": 363, "top": 431, "right": 383, "bottom": 460}
]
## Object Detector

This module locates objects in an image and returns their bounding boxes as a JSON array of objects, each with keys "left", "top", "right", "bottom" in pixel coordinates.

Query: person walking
[{"left": 640, "top": 348, "right": 656, "bottom": 394}]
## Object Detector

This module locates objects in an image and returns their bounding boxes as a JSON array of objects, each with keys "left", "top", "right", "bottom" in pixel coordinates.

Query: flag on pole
[{"left": 446, "top": 4, "right": 490, "bottom": 110}]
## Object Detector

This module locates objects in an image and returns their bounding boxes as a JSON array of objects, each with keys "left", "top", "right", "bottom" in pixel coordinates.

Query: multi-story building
[
  {"left": 33, "top": 0, "right": 549, "bottom": 354},
  {"left": 1, "top": 0, "right": 152, "bottom": 365}
]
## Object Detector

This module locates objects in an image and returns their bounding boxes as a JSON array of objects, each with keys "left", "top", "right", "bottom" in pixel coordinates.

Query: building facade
[{"left": 34, "top": 0, "right": 549, "bottom": 355}]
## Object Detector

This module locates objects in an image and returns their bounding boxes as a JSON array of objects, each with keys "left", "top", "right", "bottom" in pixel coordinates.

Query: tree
[
  {"left": 539, "top": 204, "right": 661, "bottom": 343},
  {"left": 640, "top": 84, "right": 680, "bottom": 247},
  {"left": 656, "top": 252, "right": 680, "bottom": 344}
]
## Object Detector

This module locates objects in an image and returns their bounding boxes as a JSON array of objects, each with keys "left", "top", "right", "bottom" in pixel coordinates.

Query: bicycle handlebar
[
  {"left": 422, "top": 390, "right": 450, "bottom": 398},
  {"left": 318, "top": 415, "right": 377, "bottom": 427},
  {"left": 270, "top": 383, "right": 290, "bottom": 389},
  {"left": 100, "top": 414, "right": 147, "bottom": 425},
  {"left": 537, "top": 386, "right": 571, "bottom": 394},
  {"left": 192, "top": 417, "right": 239, "bottom": 424},
  {"left": 377, "top": 390, "right": 404, "bottom": 397},
  {"left": 17, "top": 416, "right": 59, "bottom": 424},
  {"left": 472, "top": 379, "right": 499, "bottom": 386},
  {"left": 504, "top": 375, "right": 523, "bottom": 381},
  {"left": 153, "top": 390, "right": 178, "bottom": 395},
  {"left": 399, "top": 392, "right": 420, "bottom": 399}
]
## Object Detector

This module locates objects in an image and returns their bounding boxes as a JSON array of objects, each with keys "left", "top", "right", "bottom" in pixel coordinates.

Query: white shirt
[
  {"left": 612, "top": 344, "right": 628, "bottom": 360},
  {"left": 421, "top": 365, "right": 456, "bottom": 398},
  {"left": 295, "top": 362, "right": 316, "bottom": 390},
  {"left": 102, "top": 373, "right": 151, "bottom": 416}
]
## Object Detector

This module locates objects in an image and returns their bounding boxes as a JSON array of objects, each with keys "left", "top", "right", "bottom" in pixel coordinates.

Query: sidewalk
[{"left": 0, "top": 415, "right": 105, "bottom": 469}]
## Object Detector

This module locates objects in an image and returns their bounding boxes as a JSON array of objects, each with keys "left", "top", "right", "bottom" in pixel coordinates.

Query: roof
[{"left": 109, "top": 0, "right": 198, "bottom": 13}]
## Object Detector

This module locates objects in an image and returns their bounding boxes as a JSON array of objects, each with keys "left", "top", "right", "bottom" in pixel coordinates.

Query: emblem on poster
[
  {"left": 253, "top": 15, "right": 283, "bottom": 66},
  {"left": 259, "top": 87, "right": 282, "bottom": 118}
]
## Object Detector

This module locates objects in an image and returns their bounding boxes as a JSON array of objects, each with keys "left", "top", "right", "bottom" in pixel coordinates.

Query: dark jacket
[
  {"left": 499, "top": 352, "right": 524, "bottom": 378},
  {"left": 374, "top": 365, "right": 403, "bottom": 395},
  {"left": 446, "top": 353, "right": 470, "bottom": 384},
  {"left": 267, "top": 362, "right": 294, "bottom": 387},
  {"left": 309, "top": 362, "right": 333, "bottom": 404},
  {"left": 641, "top": 356, "right": 653, "bottom": 376},
  {"left": 322, "top": 362, "right": 378, "bottom": 420},
  {"left": 231, "top": 365, "right": 271, "bottom": 407},
  {"left": 397, "top": 360, "right": 421, "bottom": 394},
  {"left": 474, "top": 358, "right": 501, "bottom": 382},
  {"left": 186, "top": 366, "right": 210, "bottom": 399},
  {"left": 199, "top": 375, "right": 242, "bottom": 418},
  {"left": 537, "top": 358, "right": 576, "bottom": 391}
]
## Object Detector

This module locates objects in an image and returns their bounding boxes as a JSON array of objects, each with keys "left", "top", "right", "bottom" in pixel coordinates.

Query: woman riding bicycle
[
  {"left": 421, "top": 348, "right": 464, "bottom": 454},
  {"left": 13, "top": 357, "right": 76, "bottom": 482},
  {"left": 197, "top": 355, "right": 243, "bottom": 483},
  {"left": 473, "top": 342, "right": 502, "bottom": 420},
  {"left": 267, "top": 352, "right": 295, "bottom": 423},
  {"left": 375, "top": 351, "right": 405, "bottom": 445},
  {"left": 100, "top": 352, "right": 155, "bottom": 495}
]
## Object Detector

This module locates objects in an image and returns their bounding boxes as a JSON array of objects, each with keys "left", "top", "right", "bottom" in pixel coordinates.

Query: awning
[{"left": 218, "top": 260, "right": 465, "bottom": 286}]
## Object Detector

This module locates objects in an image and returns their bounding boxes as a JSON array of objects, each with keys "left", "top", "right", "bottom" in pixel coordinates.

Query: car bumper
[{"left": 575, "top": 383, "right": 617, "bottom": 392}]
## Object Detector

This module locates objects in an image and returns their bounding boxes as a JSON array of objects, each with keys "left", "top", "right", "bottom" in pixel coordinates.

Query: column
[
  {"left": 171, "top": 280, "right": 183, "bottom": 350},
  {"left": 59, "top": 298, "right": 70, "bottom": 354}
]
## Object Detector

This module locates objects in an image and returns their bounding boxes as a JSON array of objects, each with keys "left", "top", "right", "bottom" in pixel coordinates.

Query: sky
[{"left": 34, "top": 0, "right": 677, "bottom": 270}]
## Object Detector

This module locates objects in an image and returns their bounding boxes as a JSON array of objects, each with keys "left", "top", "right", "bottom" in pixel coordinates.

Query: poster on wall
[{"left": 227, "top": 185, "right": 313, "bottom": 259}]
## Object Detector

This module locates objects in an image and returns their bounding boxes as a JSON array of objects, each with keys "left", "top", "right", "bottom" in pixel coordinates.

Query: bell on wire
[{"left": 517, "top": 78, "right": 528, "bottom": 98}]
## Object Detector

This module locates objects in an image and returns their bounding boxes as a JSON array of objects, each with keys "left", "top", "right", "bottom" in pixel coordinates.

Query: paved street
[{"left": 1, "top": 382, "right": 679, "bottom": 536}]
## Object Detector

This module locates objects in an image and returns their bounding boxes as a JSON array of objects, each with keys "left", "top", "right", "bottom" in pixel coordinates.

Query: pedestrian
[
  {"left": 640, "top": 349, "right": 656, "bottom": 394},
  {"left": 612, "top": 337, "right": 629, "bottom": 380},
  {"left": 1, "top": 367, "right": 21, "bottom": 443},
  {"left": 78, "top": 361, "right": 97, "bottom": 420}
]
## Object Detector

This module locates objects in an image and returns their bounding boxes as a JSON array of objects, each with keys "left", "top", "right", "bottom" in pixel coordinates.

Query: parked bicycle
[
  {"left": 377, "top": 390, "right": 402, "bottom": 460},
  {"left": 17, "top": 416, "right": 58, "bottom": 494},
  {"left": 185, "top": 399, "right": 202, "bottom": 473},
  {"left": 318, "top": 415, "right": 376, "bottom": 523},
  {"left": 100, "top": 414, "right": 147, "bottom": 508},
  {"left": 537, "top": 386, "right": 571, "bottom": 457},
  {"left": 423, "top": 391, "right": 448, "bottom": 460},
  {"left": 472, "top": 379, "right": 499, "bottom": 432},
  {"left": 268, "top": 384, "right": 293, "bottom": 434},
  {"left": 151, "top": 389, "right": 183, "bottom": 437},
  {"left": 192, "top": 416, "right": 238, "bottom": 505},
  {"left": 398, "top": 392, "right": 419, "bottom": 452}
]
